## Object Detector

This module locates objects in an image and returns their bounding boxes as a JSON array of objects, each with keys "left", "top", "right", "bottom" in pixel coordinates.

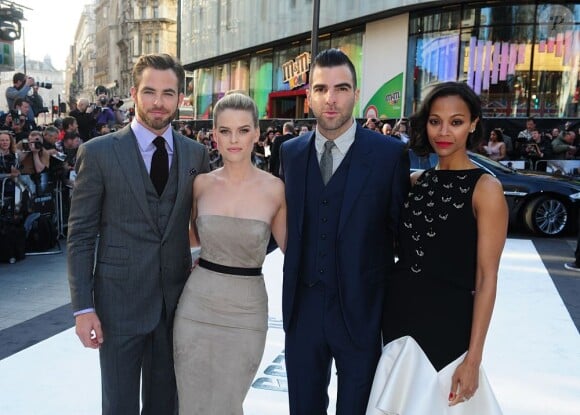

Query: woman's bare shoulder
[{"left": 193, "top": 169, "right": 221, "bottom": 192}]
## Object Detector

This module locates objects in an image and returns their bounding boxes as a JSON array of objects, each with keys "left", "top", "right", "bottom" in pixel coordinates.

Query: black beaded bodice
[{"left": 397, "top": 168, "right": 487, "bottom": 290}]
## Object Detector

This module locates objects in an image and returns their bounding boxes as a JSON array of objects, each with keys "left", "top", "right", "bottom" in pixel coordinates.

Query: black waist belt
[{"left": 198, "top": 258, "right": 262, "bottom": 276}]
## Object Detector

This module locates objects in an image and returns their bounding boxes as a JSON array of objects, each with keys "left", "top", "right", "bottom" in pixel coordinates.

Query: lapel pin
[{"left": 189, "top": 168, "right": 197, "bottom": 176}]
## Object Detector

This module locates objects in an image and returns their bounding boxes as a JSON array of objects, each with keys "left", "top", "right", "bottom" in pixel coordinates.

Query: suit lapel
[
  {"left": 112, "top": 127, "right": 160, "bottom": 236},
  {"left": 338, "top": 126, "right": 372, "bottom": 237},
  {"left": 289, "top": 133, "right": 313, "bottom": 237}
]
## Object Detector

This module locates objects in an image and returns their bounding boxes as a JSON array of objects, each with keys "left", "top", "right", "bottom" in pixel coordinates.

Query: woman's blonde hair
[{"left": 213, "top": 92, "right": 258, "bottom": 128}]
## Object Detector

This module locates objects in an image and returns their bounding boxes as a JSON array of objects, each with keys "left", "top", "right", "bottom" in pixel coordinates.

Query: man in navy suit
[{"left": 280, "top": 48, "right": 409, "bottom": 414}]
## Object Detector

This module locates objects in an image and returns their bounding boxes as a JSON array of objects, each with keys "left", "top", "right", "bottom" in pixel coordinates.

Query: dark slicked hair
[
  {"left": 132, "top": 53, "right": 185, "bottom": 92},
  {"left": 310, "top": 48, "right": 357, "bottom": 89},
  {"left": 410, "top": 82, "right": 483, "bottom": 156}
]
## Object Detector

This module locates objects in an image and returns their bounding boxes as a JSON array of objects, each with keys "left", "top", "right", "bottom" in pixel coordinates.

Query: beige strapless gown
[{"left": 173, "top": 215, "right": 271, "bottom": 415}]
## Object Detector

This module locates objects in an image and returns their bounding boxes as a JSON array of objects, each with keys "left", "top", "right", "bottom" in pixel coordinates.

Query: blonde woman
[{"left": 173, "top": 93, "right": 286, "bottom": 414}]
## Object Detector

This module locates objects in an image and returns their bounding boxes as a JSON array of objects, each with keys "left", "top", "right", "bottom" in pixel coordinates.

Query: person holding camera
[
  {"left": 5, "top": 73, "right": 35, "bottom": 122},
  {"left": 94, "top": 94, "right": 116, "bottom": 128},
  {"left": 522, "top": 128, "right": 552, "bottom": 169},
  {"left": 552, "top": 130, "right": 577, "bottom": 160},
  {"left": 10, "top": 98, "right": 37, "bottom": 142},
  {"left": 69, "top": 98, "right": 97, "bottom": 141},
  {"left": 28, "top": 85, "right": 46, "bottom": 119},
  {"left": 15, "top": 130, "right": 54, "bottom": 196},
  {"left": 108, "top": 96, "right": 126, "bottom": 126}
]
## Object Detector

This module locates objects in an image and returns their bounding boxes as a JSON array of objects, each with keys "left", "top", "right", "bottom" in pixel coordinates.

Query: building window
[
  {"left": 154, "top": 33, "right": 160, "bottom": 53},
  {"left": 250, "top": 53, "right": 273, "bottom": 118},
  {"left": 408, "top": 3, "right": 580, "bottom": 118},
  {"left": 141, "top": 6, "right": 147, "bottom": 19},
  {"left": 145, "top": 34, "right": 152, "bottom": 54}
]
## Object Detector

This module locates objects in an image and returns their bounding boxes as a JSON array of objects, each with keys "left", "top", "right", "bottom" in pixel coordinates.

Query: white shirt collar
[
  {"left": 314, "top": 118, "right": 357, "bottom": 156},
  {"left": 131, "top": 117, "right": 174, "bottom": 152}
]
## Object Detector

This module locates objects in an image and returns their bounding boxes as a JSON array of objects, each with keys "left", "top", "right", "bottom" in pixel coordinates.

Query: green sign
[
  {"left": 0, "top": 41, "right": 14, "bottom": 71},
  {"left": 364, "top": 72, "right": 403, "bottom": 119}
]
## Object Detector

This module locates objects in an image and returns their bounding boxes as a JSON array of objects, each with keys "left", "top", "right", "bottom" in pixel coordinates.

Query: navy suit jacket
[{"left": 280, "top": 124, "right": 409, "bottom": 347}]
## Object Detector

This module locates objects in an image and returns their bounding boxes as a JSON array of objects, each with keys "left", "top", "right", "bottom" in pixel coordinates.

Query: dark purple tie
[{"left": 150, "top": 136, "right": 168, "bottom": 196}]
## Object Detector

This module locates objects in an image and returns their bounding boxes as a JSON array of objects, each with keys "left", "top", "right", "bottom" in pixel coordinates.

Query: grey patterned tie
[{"left": 320, "top": 140, "right": 336, "bottom": 185}]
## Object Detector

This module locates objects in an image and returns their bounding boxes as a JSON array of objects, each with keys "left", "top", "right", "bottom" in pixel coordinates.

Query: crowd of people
[
  {"left": 358, "top": 113, "right": 580, "bottom": 175},
  {"left": 0, "top": 72, "right": 137, "bottom": 261},
  {"left": 475, "top": 117, "right": 579, "bottom": 171}
]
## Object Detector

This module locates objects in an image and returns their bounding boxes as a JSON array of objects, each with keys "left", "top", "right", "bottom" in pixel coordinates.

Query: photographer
[
  {"left": 5, "top": 73, "right": 35, "bottom": 122},
  {"left": 10, "top": 98, "right": 37, "bottom": 142},
  {"left": 94, "top": 94, "right": 115, "bottom": 128},
  {"left": 28, "top": 85, "right": 47, "bottom": 119},
  {"left": 15, "top": 130, "right": 54, "bottom": 196},
  {"left": 69, "top": 98, "right": 97, "bottom": 141},
  {"left": 552, "top": 130, "right": 577, "bottom": 160},
  {"left": 108, "top": 96, "right": 125, "bottom": 126},
  {"left": 523, "top": 129, "right": 553, "bottom": 171}
]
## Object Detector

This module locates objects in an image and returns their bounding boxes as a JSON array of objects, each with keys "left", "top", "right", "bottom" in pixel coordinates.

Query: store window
[
  {"left": 231, "top": 59, "right": 250, "bottom": 93},
  {"left": 273, "top": 46, "right": 301, "bottom": 92},
  {"left": 213, "top": 63, "right": 231, "bottom": 106},
  {"left": 250, "top": 53, "right": 273, "bottom": 118},
  {"left": 408, "top": 2, "right": 580, "bottom": 118},
  {"left": 195, "top": 67, "right": 214, "bottom": 119}
]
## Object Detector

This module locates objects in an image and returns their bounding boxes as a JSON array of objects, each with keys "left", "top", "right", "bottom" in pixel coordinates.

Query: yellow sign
[{"left": 282, "top": 52, "right": 311, "bottom": 89}]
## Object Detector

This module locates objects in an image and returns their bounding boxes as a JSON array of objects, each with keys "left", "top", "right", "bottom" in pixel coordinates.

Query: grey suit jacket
[{"left": 67, "top": 125, "right": 209, "bottom": 336}]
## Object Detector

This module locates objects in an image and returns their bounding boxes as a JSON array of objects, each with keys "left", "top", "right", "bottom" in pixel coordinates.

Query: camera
[
  {"left": 21, "top": 140, "right": 41, "bottom": 152},
  {"left": 35, "top": 81, "right": 52, "bottom": 89}
]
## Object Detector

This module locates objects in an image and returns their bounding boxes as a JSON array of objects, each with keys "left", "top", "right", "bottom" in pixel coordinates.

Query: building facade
[
  {"left": 66, "top": 0, "right": 177, "bottom": 108},
  {"left": 67, "top": 4, "right": 97, "bottom": 106},
  {"left": 179, "top": 0, "right": 580, "bottom": 125}
]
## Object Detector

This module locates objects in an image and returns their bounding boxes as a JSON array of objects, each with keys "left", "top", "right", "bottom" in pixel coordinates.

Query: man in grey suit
[{"left": 67, "top": 53, "right": 209, "bottom": 415}]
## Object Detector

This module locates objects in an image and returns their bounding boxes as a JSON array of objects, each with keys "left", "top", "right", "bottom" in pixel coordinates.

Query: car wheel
[{"left": 523, "top": 196, "right": 569, "bottom": 236}]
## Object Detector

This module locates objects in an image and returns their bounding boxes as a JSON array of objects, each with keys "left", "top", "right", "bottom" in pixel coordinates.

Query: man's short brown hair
[{"left": 132, "top": 53, "right": 184, "bottom": 92}]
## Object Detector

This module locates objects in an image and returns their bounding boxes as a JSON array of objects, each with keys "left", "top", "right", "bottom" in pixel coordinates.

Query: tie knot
[
  {"left": 153, "top": 136, "right": 165, "bottom": 149},
  {"left": 324, "top": 140, "right": 335, "bottom": 152}
]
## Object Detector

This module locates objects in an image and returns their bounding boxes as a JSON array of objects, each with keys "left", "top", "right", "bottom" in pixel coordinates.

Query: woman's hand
[{"left": 448, "top": 358, "right": 479, "bottom": 406}]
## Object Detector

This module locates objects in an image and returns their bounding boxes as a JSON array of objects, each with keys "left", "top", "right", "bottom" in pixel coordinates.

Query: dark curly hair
[{"left": 409, "top": 82, "right": 483, "bottom": 156}]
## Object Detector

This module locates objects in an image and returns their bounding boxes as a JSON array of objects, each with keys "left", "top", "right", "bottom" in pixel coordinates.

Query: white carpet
[{"left": 0, "top": 240, "right": 578, "bottom": 414}]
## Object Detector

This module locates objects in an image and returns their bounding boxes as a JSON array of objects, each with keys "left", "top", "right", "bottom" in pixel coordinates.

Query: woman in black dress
[{"left": 381, "top": 82, "right": 508, "bottom": 407}]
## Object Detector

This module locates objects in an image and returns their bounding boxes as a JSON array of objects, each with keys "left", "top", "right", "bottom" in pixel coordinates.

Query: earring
[{"left": 469, "top": 129, "right": 475, "bottom": 133}]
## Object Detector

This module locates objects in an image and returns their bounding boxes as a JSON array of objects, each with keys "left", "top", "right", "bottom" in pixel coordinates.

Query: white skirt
[{"left": 366, "top": 336, "right": 503, "bottom": 415}]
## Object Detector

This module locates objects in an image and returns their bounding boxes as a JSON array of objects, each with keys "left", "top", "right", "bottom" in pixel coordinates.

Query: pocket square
[{"left": 188, "top": 168, "right": 198, "bottom": 176}]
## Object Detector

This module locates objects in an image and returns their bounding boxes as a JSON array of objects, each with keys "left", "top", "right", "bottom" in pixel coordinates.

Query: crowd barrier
[
  {"left": 499, "top": 160, "right": 532, "bottom": 170},
  {"left": 0, "top": 173, "right": 64, "bottom": 259},
  {"left": 535, "top": 160, "right": 580, "bottom": 176},
  {"left": 499, "top": 159, "right": 580, "bottom": 177}
]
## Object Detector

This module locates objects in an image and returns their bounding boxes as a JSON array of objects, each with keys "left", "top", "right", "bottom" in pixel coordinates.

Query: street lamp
[
  {"left": 0, "top": 3, "right": 24, "bottom": 40},
  {"left": 310, "top": 0, "right": 320, "bottom": 59}
]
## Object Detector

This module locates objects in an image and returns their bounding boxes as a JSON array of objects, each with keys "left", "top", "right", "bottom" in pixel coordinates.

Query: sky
[{"left": 12, "top": 0, "right": 91, "bottom": 71}]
